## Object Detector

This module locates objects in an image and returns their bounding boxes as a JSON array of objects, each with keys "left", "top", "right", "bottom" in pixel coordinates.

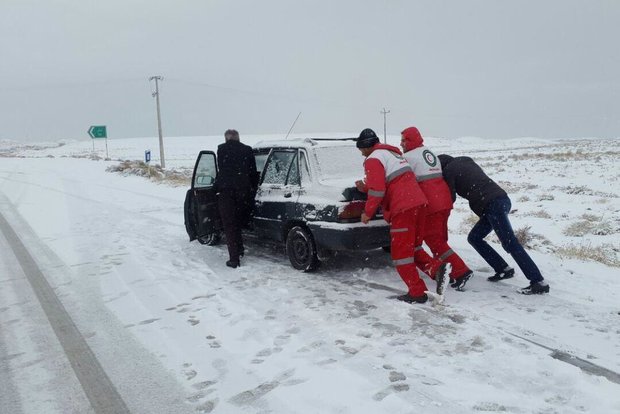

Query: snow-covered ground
[{"left": 0, "top": 134, "right": 619, "bottom": 414}]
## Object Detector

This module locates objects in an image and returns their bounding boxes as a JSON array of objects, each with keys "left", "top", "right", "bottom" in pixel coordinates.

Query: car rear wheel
[
  {"left": 197, "top": 232, "right": 221, "bottom": 246},
  {"left": 286, "top": 226, "right": 320, "bottom": 272}
]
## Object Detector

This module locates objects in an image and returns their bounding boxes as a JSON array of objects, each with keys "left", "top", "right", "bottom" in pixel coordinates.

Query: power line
[
  {"left": 165, "top": 77, "right": 370, "bottom": 110},
  {"left": 0, "top": 78, "right": 145, "bottom": 91}
]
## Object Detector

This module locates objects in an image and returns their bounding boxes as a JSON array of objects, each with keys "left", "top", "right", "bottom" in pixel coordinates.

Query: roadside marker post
[{"left": 145, "top": 150, "right": 152, "bottom": 176}]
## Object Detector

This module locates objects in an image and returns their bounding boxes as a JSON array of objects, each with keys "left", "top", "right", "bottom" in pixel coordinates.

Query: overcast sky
[{"left": 1, "top": 0, "right": 619, "bottom": 142}]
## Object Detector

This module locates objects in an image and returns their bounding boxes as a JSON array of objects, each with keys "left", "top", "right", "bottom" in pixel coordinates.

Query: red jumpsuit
[
  {"left": 360, "top": 143, "right": 442, "bottom": 297},
  {"left": 401, "top": 126, "right": 471, "bottom": 279}
]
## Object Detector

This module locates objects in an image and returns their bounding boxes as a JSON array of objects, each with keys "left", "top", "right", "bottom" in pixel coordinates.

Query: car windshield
[{"left": 314, "top": 146, "right": 365, "bottom": 181}]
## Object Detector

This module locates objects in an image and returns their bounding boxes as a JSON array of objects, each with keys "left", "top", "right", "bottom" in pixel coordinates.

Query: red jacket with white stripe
[
  {"left": 360, "top": 143, "right": 427, "bottom": 222},
  {"left": 401, "top": 127, "right": 453, "bottom": 214}
]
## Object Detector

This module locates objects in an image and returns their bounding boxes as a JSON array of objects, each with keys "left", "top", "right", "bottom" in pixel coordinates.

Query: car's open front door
[{"left": 184, "top": 151, "right": 221, "bottom": 242}]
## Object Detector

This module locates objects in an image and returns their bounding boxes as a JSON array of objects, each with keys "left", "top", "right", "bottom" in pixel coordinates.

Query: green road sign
[{"left": 88, "top": 125, "right": 107, "bottom": 139}]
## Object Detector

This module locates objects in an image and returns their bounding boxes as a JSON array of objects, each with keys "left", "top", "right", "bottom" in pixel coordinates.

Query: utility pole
[
  {"left": 149, "top": 75, "right": 165, "bottom": 169},
  {"left": 380, "top": 108, "right": 390, "bottom": 143}
]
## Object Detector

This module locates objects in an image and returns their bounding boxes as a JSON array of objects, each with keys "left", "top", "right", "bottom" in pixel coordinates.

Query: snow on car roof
[{"left": 253, "top": 138, "right": 357, "bottom": 150}]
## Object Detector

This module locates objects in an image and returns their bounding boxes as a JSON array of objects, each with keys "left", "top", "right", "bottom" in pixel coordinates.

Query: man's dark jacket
[
  {"left": 215, "top": 140, "right": 258, "bottom": 191},
  {"left": 438, "top": 155, "right": 507, "bottom": 217}
]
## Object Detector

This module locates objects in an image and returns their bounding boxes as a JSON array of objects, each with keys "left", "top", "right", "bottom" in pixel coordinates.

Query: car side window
[
  {"left": 286, "top": 153, "right": 300, "bottom": 186},
  {"left": 254, "top": 151, "right": 270, "bottom": 175},
  {"left": 300, "top": 150, "right": 311, "bottom": 185},
  {"left": 194, "top": 152, "right": 217, "bottom": 188},
  {"left": 262, "top": 150, "right": 296, "bottom": 185}
]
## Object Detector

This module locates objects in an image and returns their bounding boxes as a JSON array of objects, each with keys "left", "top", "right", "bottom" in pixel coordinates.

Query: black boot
[
  {"left": 450, "top": 270, "right": 473, "bottom": 291},
  {"left": 488, "top": 267, "right": 514, "bottom": 282},
  {"left": 519, "top": 281, "right": 549, "bottom": 295},
  {"left": 396, "top": 293, "right": 428, "bottom": 304},
  {"left": 226, "top": 260, "right": 240, "bottom": 269}
]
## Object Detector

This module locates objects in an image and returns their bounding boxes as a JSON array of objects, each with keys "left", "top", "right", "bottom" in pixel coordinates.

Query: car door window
[
  {"left": 262, "top": 151, "right": 296, "bottom": 185},
  {"left": 194, "top": 152, "right": 217, "bottom": 188},
  {"left": 299, "top": 151, "right": 311, "bottom": 185},
  {"left": 286, "top": 153, "right": 300, "bottom": 186},
  {"left": 254, "top": 150, "right": 270, "bottom": 175}
]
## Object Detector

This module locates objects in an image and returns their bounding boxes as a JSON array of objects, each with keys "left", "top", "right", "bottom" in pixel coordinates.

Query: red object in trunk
[{"left": 338, "top": 200, "right": 366, "bottom": 222}]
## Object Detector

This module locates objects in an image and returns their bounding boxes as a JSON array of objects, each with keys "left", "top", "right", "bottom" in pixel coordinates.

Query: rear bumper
[{"left": 307, "top": 220, "right": 390, "bottom": 251}]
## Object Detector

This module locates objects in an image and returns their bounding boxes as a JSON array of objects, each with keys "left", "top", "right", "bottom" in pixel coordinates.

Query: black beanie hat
[{"left": 356, "top": 128, "right": 380, "bottom": 148}]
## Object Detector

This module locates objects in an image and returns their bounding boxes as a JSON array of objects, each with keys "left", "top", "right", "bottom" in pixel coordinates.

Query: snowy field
[{"left": 0, "top": 134, "right": 619, "bottom": 414}]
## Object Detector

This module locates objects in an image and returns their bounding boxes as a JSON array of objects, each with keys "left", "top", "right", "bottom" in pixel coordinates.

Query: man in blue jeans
[{"left": 438, "top": 155, "right": 550, "bottom": 295}]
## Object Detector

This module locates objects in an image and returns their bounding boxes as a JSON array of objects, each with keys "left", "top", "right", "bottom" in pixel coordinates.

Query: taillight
[{"left": 338, "top": 200, "right": 366, "bottom": 222}]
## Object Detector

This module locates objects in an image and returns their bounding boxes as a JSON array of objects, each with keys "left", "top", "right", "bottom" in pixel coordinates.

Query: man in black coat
[
  {"left": 216, "top": 129, "right": 258, "bottom": 268},
  {"left": 438, "top": 155, "right": 549, "bottom": 295}
]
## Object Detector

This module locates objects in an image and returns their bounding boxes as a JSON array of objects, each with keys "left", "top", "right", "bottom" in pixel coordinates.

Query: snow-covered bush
[
  {"left": 530, "top": 209, "right": 551, "bottom": 219},
  {"left": 537, "top": 194, "right": 555, "bottom": 201},
  {"left": 556, "top": 243, "right": 620, "bottom": 268},
  {"left": 106, "top": 160, "right": 191, "bottom": 187},
  {"left": 515, "top": 225, "right": 533, "bottom": 247},
  {"left": 563, "top": 214, "right": 615, "bottom": 237}
]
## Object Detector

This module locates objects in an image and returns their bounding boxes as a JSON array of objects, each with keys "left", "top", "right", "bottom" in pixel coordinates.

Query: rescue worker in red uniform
[
  {"left": 401, "top": 126, "right": 474, "bottom": 290},
  {"left": 354, "top": 128, "right": 447, "bottom": 304}
]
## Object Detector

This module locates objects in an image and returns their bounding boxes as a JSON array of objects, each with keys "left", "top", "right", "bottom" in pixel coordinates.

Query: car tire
[
  {"left": 197, "top": 232, "right": 221, "bottom": 246},
  {"left": 286, "top": 226, "right": 320, "bottom": 272}
]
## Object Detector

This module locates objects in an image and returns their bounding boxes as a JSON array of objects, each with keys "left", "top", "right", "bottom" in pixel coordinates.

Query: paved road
[
  {"left": 0, "top": 192, "right": 193, "bottom": 414},
  {"left": 0, "top": 209, "right": 130, "bottom": 413}
]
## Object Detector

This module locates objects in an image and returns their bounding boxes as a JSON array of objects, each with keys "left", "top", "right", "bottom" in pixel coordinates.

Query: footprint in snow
[
  {"left": 273, "top": 334, "right": 291, "bottom": 346},
  {"left": 340, "top": 346, "right": 359, "bottom": 355},
  {"left": 192, "top": 293, "right": 216, "bottom": 301},
  {"left": 188, "top": 316, "right": 200, "bottom": 326},
  {"left": 286, "top": 326, "right": 301, "bottom": 335},
  {"left": 413, "top": 373, "right": 443, "bottom": 386},
  {"left": 184, "top": 369, "right": 197, "bottom": 381},
  {"left": 192, "top": 380, "right": 217, "bottom": 390},
  {"left": 195, "top": 399, "right": 218, "bottom": 413},
  {"left": 389, "top": 371, "right": 407, "bottom": 382},
  {"left": 264, "top": 309, "right": 277, "bottom": 320},
  {"left": 372, "top": 365, "right": 411, "bottom": 400},
  {"left": 372, "top": 383, "right": 410, "bottom": 401},
  {"left": 138, "top": 318, "right": 160, "bottom": 325},
  {"left": 206, "top": 336, "right": 221, "bottom": 348},
  {"left": 256, "top": 348, "right": 272, "bottom": 358},
  {"left": 297, "top": 341, "right": 325, "bottom": 353},
  {"left": 228, "top": 369, "right": 300, "bottom": 406}
]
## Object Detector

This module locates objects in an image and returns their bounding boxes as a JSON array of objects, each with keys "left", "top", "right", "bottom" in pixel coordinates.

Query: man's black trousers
[{"left": 217, "top": 188, "right": 253, "bottom": 262}]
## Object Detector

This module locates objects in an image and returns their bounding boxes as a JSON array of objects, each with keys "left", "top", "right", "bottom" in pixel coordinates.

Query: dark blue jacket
[{"left": 438, "top": 155, "right": 508, "bottom": 216}]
